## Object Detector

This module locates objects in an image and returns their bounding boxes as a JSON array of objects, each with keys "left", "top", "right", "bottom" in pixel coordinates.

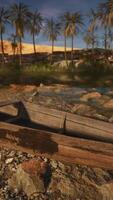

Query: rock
[
  {"left": 10, "top": 84, "right": 38, "bottom": 93},
  {"left": 80, "top": 92, "right": 102, "bottom": 102},
  {"left": 5, "top": 158, "right": 14, "bottom": 164},
  {"left": 58, "top": 177, "right": 76, "bottom": 198},
  {"left": 103, "top": 99, "right": 113, "bottom": 109},
  {"left": 48, "top": 176, "right": 76, "bottom": 198},
  {"left": 93, "top": 113, "right": 108, "bottom": 121},
  {"left": 39, "top": 83, "right": 44, "bottom": 87},
  {"left": 79, "top": 176, "right": 102, "bottom": 200},
  {"left": 8, "top": 159, "right": 48, "bottom": 198},
  {"left": 10, "top": 84, "right": 20, "bottom": 91},
  {"left": 72, "top": 103, "right": 96, "bottom": 117},
  {"left": 109, "top": 115, "right": 113, "bottom": 122},
  {"left": 107, "top": 90, "right": 113, "bottom": 97},
  {"left": 90, "top": 95, "right": 111, "bottom": 106},
  {"left": 99, "top": 182, "right": 113, "bottom": 200},
  {"left": 50, "top": 160, "right": 58, "bottom": 169},
  {"left": 91, "top": 168, "right": 112, "bottom": 185},
  {"left": 52, "top": 60, "right": 71, "bottom": 69},
  {"left": 23, "top": 85, "right": 37, "bottom": 93},
  {"left": 53, "top": 59, "right": 84, "bottom": 69},
  {"left": 75, "top": 59, "right": 84, "bottom": 68}
]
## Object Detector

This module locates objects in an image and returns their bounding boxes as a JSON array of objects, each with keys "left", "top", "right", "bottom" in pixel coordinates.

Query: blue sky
[{"left": 1, "top": 0, "right": 105, "bottom": 48}]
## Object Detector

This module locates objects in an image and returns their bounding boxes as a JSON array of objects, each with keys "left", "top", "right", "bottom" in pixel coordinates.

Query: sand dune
[{"left": 1, "top": 40, "right": 74, "bottom": 55}]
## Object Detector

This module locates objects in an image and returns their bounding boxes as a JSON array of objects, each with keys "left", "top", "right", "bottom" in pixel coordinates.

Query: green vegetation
[
  {"left": 0, "top": 61, "right": 113, "bottom": 87},
  {"left": 0, "top": 0, "right": 113, "bottom": 87},
  {"left": 77, "top": 59, "right": 113, "bottom": 79}
]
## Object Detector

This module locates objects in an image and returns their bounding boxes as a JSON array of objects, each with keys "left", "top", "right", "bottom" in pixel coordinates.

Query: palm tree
[
  {"left": 97, "top": 1, "right": 113, "bottom": 49},
  {"left": 9, "top": 2, "right": 29, "bottom": 65},
  {"left": 8, "top": 34, "right": 18, "bottom": 59},
  {"left": 63, "top": 12, "right": 83, "bottom": 64},
  {"left": 97, "top": 2, "right": 109, "bottom": 49},
  {"left": 0, "top": 7, "right": 9, "bottom": 63},
  {"left": 83, "top": 32, "right": 92, "bottom": 49},
  {"left": 60, "top": 12, "right": 70, "bottom": 66},
  {"left": 87, "top": 9, "right": 98, "bottom": 50},
  {"left": 44, "top": 18, "right": 60, "bottom": 63},
  {"left": 28, "top": 10, "right": 43, "bottom": 55}
]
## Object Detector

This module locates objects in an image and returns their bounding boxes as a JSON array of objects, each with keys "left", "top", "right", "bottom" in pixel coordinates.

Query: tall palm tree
[
  {"left": 60, "top": 12, "right": 70, "bottom": 66},
  {"left": 88, "top": 9, "right": 98, "bottom": 50},
  {"left": 97, "top": 1, "right": 113, "bottom": 49},
  {"left": 28, "top": 10, "right": 43, "bottom": 55},
  {"left": 0, "top": 7, "right": 9, "bottom": 63},
  {"left": 83, "top": 32, "right": 92, "bottom": 49},
  {"left": 9, "top": 2, "right": 29, "bottom": 65},
  {"left": 8, "top": 34, "right": 18, "bottom": 59},
  {"left": 44, "top": 18, "right": 60, "bottom": 63},
  {"left": 63, "top": 12, "right": 83, "bottom": 64},
  {"left": 97, "top": 2, "right": 110, "bottom": 49}
]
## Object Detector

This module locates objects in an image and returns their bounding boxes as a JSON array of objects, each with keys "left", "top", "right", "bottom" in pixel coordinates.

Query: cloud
[{"left": 41, "top": 7, "right": 62, "bottom": 17}]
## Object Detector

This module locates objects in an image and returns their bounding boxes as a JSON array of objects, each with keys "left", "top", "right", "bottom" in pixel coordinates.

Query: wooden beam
[
  {"left": 0, "top": 100, "right": 20, "bottom": 107},
  {"left": 1, "top": 100, "right": 113, "bottom": 143},
  {"left": 0, "top": 122, "right": 113, "bottom": 169},
  {"left": 23, "top": 101, "right": 113, "bottom": 143}
]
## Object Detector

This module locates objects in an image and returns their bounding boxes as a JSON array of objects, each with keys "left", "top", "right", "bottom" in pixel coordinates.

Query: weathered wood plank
[
  {"left": 23, "top": 102, "right": 113, "bottom": 143},
  {"left": 0, "top": 100, "right": 20, "bottom": 117},
  {"left": 0, "top": 122, "right": 113, "bottom": 169},
  {"left": 0, "top": 100, "right": 19, "bottom": 107},
  {"left": 1, "top": 100, "right": 113, "bottom": 143}
]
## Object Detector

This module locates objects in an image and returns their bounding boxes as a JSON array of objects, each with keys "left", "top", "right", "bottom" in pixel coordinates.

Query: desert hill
[{"left": 1, "top": 40, "right": 74, "bottom": 55}]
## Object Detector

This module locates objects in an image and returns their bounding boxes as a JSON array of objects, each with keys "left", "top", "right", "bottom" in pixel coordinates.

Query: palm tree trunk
[
  {"left": 33, "top": 32, "right": 36, "bottom": 55},
  {"left": 71, "top": 35, "right": 74, "bottom": 65},
  {"left": 64, "top": 35, "right": 68, "bottom": 67},
  {"left": 13, "top": 47, "right": 16, "bottom": 62},
  {"left": 91, "top": 30, "right": 95, "bottom": 55},
  {"left": 108, "top": 28, "right": 111, "bottom": 50},
  {"left": 0, "top": 30, "right": 5, "bottom": 63},
  {"left": 104, "top": 26, "right": 107, "bottom": 50},
  {"left": 92, "top": 34, "right": 94, "bottom": 49},
  {"left": 51, "top": 39, "right": 54, "bottom": 64},
  {"left": 13, "top": 37, "right": 16, "bottom": 62},
  {"left": 19, "top": 36, "right": 22, "bottom": 65}
]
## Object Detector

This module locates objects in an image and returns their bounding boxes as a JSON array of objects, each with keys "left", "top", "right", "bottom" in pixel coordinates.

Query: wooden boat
[{"left": 1, "top": 100, "right": 113, "bottom": 169}]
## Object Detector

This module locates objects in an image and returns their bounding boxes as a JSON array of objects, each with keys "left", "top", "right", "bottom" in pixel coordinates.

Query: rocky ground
[{"left": 1, "top": 84, "right": 113, "bottom": 199}]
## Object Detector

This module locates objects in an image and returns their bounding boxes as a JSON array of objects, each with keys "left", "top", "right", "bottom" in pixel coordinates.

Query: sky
[{"left": 0, "top": 0, "right": 105, "bottom": 48}]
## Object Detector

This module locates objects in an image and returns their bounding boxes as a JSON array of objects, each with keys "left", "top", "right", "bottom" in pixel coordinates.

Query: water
[{"left": 38, "top": 86, "right": 111, "bottom": 105}]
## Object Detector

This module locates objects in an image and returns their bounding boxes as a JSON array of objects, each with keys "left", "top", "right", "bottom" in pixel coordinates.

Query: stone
[
  {"left": 93, "top": 113, "right": 108, "bottom": 121},
  {"left": 50, "top": 160, "right": 58, "bottom": 169},
  {"left": 5, "top": 158, "right": 14, "bottom": 164},
  {"left": 80, "top": 92, "right": 102, "bottom": 102},
  {"left": 99, "top": 182, "right": 113, "bottom": 200},
  {"left": 8, "top": 159, "right": 49, "bottom": 198},
  {"left": 107, "top": 90, "right": 113, "bottom": 97},
  {"left": 52, "top": 60, "right": 71, "bottom": 69},
  {"left": 75, "top": 59, "right": 84, "bottom": 68},
  {"left": 10, "top": 84, "right": 38, "bottom": 93},
  {"left": 39, "top": 83, "right": 44, "bottom": 87},
  {"left": 72, "top": 103, "right": 96, "bottom": 117},
  {"left": 90, "top": 95, "right": 111, "bottom": 106},
  {"left": 109, "top": 116, "right": 113, "bottom": 122},
  {"left": 48, "top": 176, "right": 76, "bottom": 198},
  {"left": 91, "top": 168, "right": 111, "bottom": 185},
  {"left": 58, "top": 177, "right": 76, "bottom": 198},
  {"left": 23, "top": 85, "right": 37, "bottom": 93},
  {"left": 103, "top": 99, "right": 113, "bottom": 109}
]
